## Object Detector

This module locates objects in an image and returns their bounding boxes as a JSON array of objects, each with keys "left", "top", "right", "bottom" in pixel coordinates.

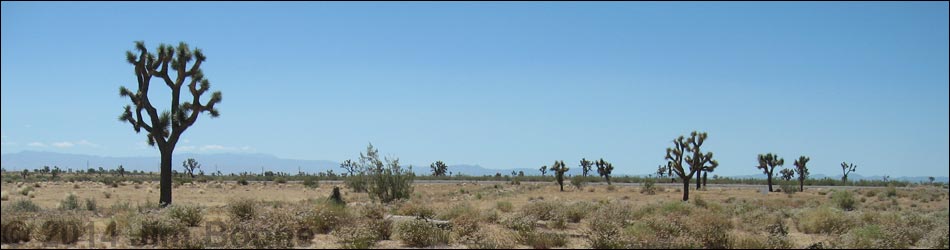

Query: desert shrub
[
  {"left": 438, "top": 202, "right": 478, "bottom": 221},
  {"left": 920, "top": 224, "right": 949, "bottom": 249},
  {"left": 571, "top": 177, "right": 587, "bottom": 190},
  {"left": 237, "top": 178, "right": 249, "bottom": 186},
  {"left": 503, "top": 214, "right": 538, "bottom": 233},
  {"left": 306, "top": 203, "right": 350, "bottom": 234},
  {"left": 84, "top": 198, "right": 97, "bottom": 212},
  {"left": 333, "top": 221, "right": 380, "bottom": 249},
  {"left": 587, "top": 211, "right": 626, "bottom": 249},
  {"left": 521, "top": 201, "right": 559, "bottom": 221},
  {"left": 167, "top": 204, "right": 204, "bottom": 227},
  {"left": 395, "top": 219, "right": 450, "bottom": 247},
  {"left": 832, "top": 190, "right": 857, "bottom": 211},
  {"left": 496, "top": 201, "right": 514, "bottom": 213},
  {"left": 452, "top": 213, "right": 481, "bottom": 241},
  {"left": 690, "top": 211, "right": 733, "bottom": 249},
  {"left": 223, "top": 209, "right": 296, "bottom": 249},
  {"left": 519, "top": 231, "right": 568, "bottom": 249},
  {"left": 561, "top": 202, "right": 593, "bottom": 223},
  {"left": 18, "top": 186, "right": 33, "bottom": 196},
  {"left": 606, "top": 185, "right": 617, "bottom": 192},
  {"left": 464, "top": 227, "right": 517, "bottom": 249},
  {"left": 884, "top": 185, "right": 898, "bottom": 198},
  {"left": 127, "top": 213, "right": 188, "bottom": 246},
  {"left": 796, "top": 206, "right": 855, "bottom": 234},
  {"left": 274, "top": 177, "right": 287, "bottom": 184},
  {"left": 640, "top": 180, "right": 658, "bottom": 195},
  {"left": 302, "top": 177, "right": 319, "bottom": 189},
  {"left": 103, "top": 191, "right": 112, "bottom": 199},
  {"left": 37, "top": 213, "right": 88, "bottom": 244},
  {"left": 836, "top": 225, "right": 909, "bottom": 249},
  {"left": 395, "top": 201, "right": 435, "bottom": 219},
  {"left": 7, "top": 199, "right": 41, "bottom": 212},
  {"left": 228, "top": 199, "right": 258, "bottom": 222},
  {"left": 1, "top": 214, "right": 33, "bottom": 244},
  {"left": 864, "top": 189, "right": 878, "bottom": 197},
  {"left": 59, "top": 192, "right": 81, "bottom": 211},
  {"left": 104, "top": 219, "right": 118, "bottom": 237},
  {"left": 780, "top": 182, "right": 798, "bottom": 195},
  {"left": 480, "top": 209, "right": 500, "bottom": 224},
  {"left": 0, "top": 191, "right": 8, "bottom": 201}
]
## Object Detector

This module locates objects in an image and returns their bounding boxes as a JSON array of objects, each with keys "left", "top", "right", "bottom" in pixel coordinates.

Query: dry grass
[{"left": 0, "top": 181, "right": 947, "bottom": 249}]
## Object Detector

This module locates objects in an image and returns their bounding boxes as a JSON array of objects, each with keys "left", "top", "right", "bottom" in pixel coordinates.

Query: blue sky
[{"left": 2, "top": 2, "right": 948, "bottom": 177}]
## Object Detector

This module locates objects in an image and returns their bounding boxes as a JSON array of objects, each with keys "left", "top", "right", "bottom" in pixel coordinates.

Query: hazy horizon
[{"left": 2, "top": 2, "right": 948, "bottom": 178}]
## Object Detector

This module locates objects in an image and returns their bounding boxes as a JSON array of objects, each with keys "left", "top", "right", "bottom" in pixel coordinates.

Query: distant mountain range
[{"left": 1, "top": 151, "right": 946, "bottom": 183}]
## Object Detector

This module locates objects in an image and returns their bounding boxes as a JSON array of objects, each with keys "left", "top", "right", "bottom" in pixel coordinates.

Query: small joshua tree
[
  {"left": 539, "top": 165, "right": 548, "bottom": 177},
  {"left": 551, "top": 160, "right": 570, "bottom": 192},
  {"left": 656, "top": 165, "right": 667, "bottom": 180},
  {"left": 118, "top": 41, "right": 222, "bottom": 207},
  {"left": 340, "top": 160, "right": 359, "bottom": 176},
  {"left": 182, "top": 158, "right": 200, "bottom": 178},
  {"left": 780, "top": 168, "right": 795, "bottom": 182},
  {"left": 580, "top": 158, "right": 593, "bottom": 177},
  {"left": 757, "top": 153, "right": 784, "bottom": 192},
  {"left": 840, "top": 162, "right": 857, "bottom": 184},
  {"left": 430, "top": 161, "right": 448, "bottom": 177},
  {"left": 794, "top": 156, "right": 810, "bottom": 192},
  {"left": 595, "top": 158, "right": 614, "bottom": 185}
]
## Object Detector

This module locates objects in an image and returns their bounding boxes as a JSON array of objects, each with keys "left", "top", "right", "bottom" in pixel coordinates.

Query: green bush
[
  {"left": 396, "top": 201, "right": 435, "bottom": 219},
  {"left": 562, "top": 202, "right": 593, "bottom": 223},
  {"left": 921, "top": 224, "right": 949, "bottom": 249},
  {"left": 496, "top": 201, "right": 514, "bottom": 213},
  {"left": 59, "top": 192, "right": 81, "bottom": 211},
  {"left": 366, "top": 161, "right": 415, "bottom": 203},
  {"left": 796, "top": 207, "right": 855, "bottom": 234},
  {"left": 84, "top": 198, "right": 98, "bottom": 212},
  {"left": 571, "top": 177, "right": 587, "bottom": 190},
  {"left": 127, "top": 213, "right": 188, "bottom": 246},
  {"left": 519, "top": 231, "right": 568, "bottom": 249},
  {"left": 503, "top": 214, "right": 538, "bottom": 232},
  {"left": 452, "top": 213, "right": 481, "bottom": 240},
  {"left": 333, "top": 221, "right": 379, "bottom": 249},
  {"left": 37, "top": 213, "right": 88, "bottom": 244},
  {"left": 521, "top": 201, "right": 559, "bottom": 221},
  {"left": 884, "top": 186, "right": 898, "bottom": 198},
  {"left": 303, "top": 177, "right": 319, "bottom": 189},
  {"left": 1, "top": 214, "right": 33, "bottom": 244},
  {"left": 832, "top": 190, "right": 857, "bottom": 211},
  {"left": 7, "top": 199, "right": 41, "bottom": 212},
  {"left": 167, "top": 204, "right": 204, "bottom": 227},
  {"left": 228, "top": 199, "right": 258, "bottom": 222},
  {"left": 306, "top": 203, "right": 350, "bottom": 234},
  {"left": 237, "top": 178, "right": 249, "bottom": 186},
  {"left": 464, "top": 227, "right": 517, "bottom": 249},
  {"left": 836, "top": 225, "right": 909, "bottom": 249},
  {"left": 223, "top": 209, "right": 296, "bottom": 249},
  {"left": 438, "top": 202, "right": 477, "bottom": 221},
  {"left": 641, "top": 178, "right": 657, "bottom": 195},
  {"left": 587, "top": 209, "right": 627, "bottom": 249},
  {"left": 396, "top": 219, "right": 450, "bottom": 247},
  {"left": 274, "top": 177, "right": 287, "bottom": 184}
]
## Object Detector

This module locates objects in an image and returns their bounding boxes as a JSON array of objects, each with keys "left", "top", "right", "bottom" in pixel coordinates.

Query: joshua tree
[
  {"left": 539, "top": 165, "right": 548, "bottom": 177},
  {"left": 757, "top": 153, "right": 784, "bottom": 192},
  {"left": 696, "top": 159, "right": 718, "bottom": 190},
  {"left": 117, "top": 165, "right": 126, "bottom": 177},
  {"left": 656, "top": 165, "right": 667, "bottom": 179},
  {"left": 780, "top": 168, "right": 795, "bottom": 182},
  {"left": 667, "top": 131, "right": 717, "bottom": 201},
  {"left": 595, "top": 158, "right": 614, "bottom": 185},
  {"left": 430, "top": 161, "right": 448, "bottom": 177},
  {"left": 118, "top": 41, "right": 222, "bottom": 207},
  {"left": 580, "top": 158, "right": 593, "bottom": 177},
  {"left": 340, "top": 159, "right": 359, "bottom": 176},
  {"left": 794, "top": 156, "right": 810, "bottom": 192},
  {"left": 840, "top": 162, "right": 857, "bottom": 183},
  {"left": 182, "top": 158, "right": 201, "bottom": 178},
  {"left": 551, "top": 160, "right": 570, "bottom": 192},
  {"left": 929, "top": 176, "right": 936, "bottom": 185}
]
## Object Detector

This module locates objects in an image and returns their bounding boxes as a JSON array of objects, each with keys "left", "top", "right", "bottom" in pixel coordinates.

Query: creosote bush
[
  {"left": 396, "top": 218, "right": 450, "bottom": 247},
  {"left": 59, "top": 192, "right": 81, "bottom": 211},
  {"left": 167, "top": 204, "right": 204, "bottom": 227},
  {"left": 127, "top": 213, "right": 188, "bottom": 246},
  {"left": 796, "top": 206, "right": 855, "bottom": 234},
  {"left": 37, "top": 212, "right": 87, "bottom": 244},
  {"left": 832, "top": 190, "right": 857, "bottom": 211},
  {"left": 228, "top": 198, "right": 258, "bottom": 222},
  {"left": 1, "top": 214, "right": 32, "bottom": 244}
]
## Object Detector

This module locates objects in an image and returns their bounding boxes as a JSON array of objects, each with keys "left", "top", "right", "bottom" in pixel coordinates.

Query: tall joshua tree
[
  {"left": 118, "top": 41, "right": 222, "bottom": 207},
  {"left": 595, "top": 158, "right": 614, "bottom": 185},
  {"left": 667, "top": 131, "right": 717, "bottom": 201},
  {"left": 580, "top": 158, "right": 593, "bottom": 177},
  {"left": 430, "top": 161, "right": 448, "bottom": 177},
  {"left": 757, "top": 153, "right": 784, "bottom": 192},
  {"left": 794, "top": 156, "right": 810, "bottom": 192},
  {"left": 840, "top": 162, "right": 857, "bottom": 184},
  {"left": 551, "top": 160, "right": 570, "bottom": 192}
]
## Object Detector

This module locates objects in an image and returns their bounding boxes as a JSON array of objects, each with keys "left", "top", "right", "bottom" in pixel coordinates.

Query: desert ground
[{"left": 2, "top": 179, "right": 948, "bottom": 249}]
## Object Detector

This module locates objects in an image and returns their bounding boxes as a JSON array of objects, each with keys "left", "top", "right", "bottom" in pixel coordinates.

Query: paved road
[{"left": 311, "top": 179, "right": 946, "bottom": 191}]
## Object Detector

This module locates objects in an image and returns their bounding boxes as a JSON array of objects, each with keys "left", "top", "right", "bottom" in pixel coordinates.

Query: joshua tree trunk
[
  {"left": 695, "top": 171, "right": 702, "bottom": 190},
  {"left": 159, "top": 146, "right": 173, "bottom": 206},
  {"left": 767, "top": 175, "right": 773, "bottom": 192},
  {"left": 702, "top": 172, "right": 708, "bottom": 187},
  {"left": 682, "top": 178, "right": 690, "bottom": 201},
  {"left": 799, "top": 180, "right": 804, "bottom": 192}
]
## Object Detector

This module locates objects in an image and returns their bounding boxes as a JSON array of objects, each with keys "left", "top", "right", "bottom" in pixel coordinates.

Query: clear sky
[{"left": 2, "top": 2, "right": 948, "bottom": 177}]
